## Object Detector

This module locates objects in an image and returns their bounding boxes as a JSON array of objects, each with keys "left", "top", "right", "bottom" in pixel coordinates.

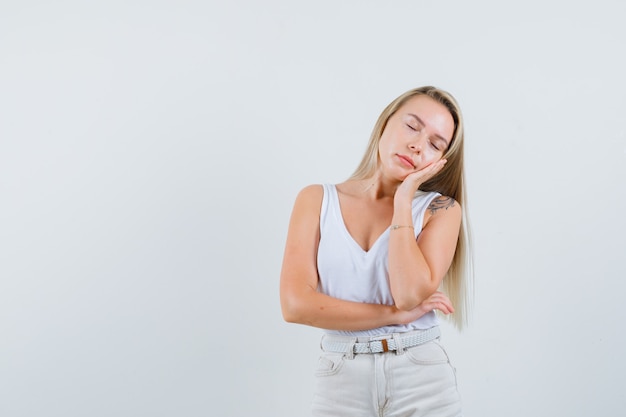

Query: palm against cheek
[{"left": 396, "top": 160, "right": 446, "bottom": 199}]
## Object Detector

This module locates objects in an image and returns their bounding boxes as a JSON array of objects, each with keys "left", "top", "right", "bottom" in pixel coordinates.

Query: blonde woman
[{"left": 280, "top": 86, "right": 472, "bottom": 417}]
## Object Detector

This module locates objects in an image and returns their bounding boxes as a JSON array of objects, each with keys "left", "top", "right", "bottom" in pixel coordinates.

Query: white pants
[{"left": 311, "top": 332, "right": 462, "bottom": 417}]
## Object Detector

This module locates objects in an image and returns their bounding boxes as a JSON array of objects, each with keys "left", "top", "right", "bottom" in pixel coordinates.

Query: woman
[{"left": 280, "top": 86, "right": 472, "bottom": 417}]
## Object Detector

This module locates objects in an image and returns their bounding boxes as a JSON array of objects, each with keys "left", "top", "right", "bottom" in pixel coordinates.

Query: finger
[
  {"left": 414, "top": 161, "right": 443, "bottom": 176},
  {"left": 427, "top": 294, "right": 454, "bottom": 314},
  {"left": 425, "top": 292, "right": 449, "bottom": 304},
  {"left": 407, "top": 159, "right": 447, "bottom": 183},
  {"left": 432, "top": 302, "right": 454, "bottom": 315},
  {"left": 438, "top": 298, "right": 455, "bottom": 313},
  {"left": 429, "top": 159, "right": 447, "bottom": 176}
]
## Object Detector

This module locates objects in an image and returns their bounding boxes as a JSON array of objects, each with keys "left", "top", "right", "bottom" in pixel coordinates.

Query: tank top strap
[{"left": 319, "top": 183, "right": 335, "bottom": 226}]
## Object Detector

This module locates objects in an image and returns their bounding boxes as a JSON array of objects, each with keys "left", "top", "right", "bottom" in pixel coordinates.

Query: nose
[{"left": 408, "top": 137, "right": 423, "bottom": 153}]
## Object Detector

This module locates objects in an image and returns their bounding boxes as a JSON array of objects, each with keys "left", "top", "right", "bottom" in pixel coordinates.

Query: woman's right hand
[{"left": 394, "top": 291, "right": 454, "bottom": 324}]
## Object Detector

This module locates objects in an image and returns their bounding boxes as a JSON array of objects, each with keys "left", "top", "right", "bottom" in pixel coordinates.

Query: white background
[{"left": 1, "top": 1, "right": 625, "bottom": 416}]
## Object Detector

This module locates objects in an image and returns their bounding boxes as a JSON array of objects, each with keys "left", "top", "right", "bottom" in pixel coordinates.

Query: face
[{"left": 377, "top": 95, "right": 455, "bottom": 180}]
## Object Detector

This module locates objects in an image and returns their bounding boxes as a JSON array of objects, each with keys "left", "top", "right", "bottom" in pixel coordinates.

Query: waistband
[{"left": 320, "top": 326, "right": 441, "bottom": 355}]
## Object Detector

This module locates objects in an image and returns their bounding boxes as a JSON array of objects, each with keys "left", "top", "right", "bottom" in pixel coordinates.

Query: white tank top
[{"left": 317, "top": 183, "right": 441, "bottom": 337}]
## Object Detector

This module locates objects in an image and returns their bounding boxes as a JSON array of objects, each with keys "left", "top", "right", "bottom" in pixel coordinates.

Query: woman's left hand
[{"left": 394, "top": 159, "right": 447, "bottom": 205}]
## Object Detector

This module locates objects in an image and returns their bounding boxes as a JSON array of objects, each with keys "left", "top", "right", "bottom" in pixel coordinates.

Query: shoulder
[
  {"left": 423, "top": 195, "right": 462, "bottom": 225},
  {"left": 295, "top": 184, "right": 324, "bottom": 203},
  {"left": 287, "top": 185, "right": 325, "bottom": 235},
  {"left": 291, "top": 184, "right": 325, "bottom": 216},
  {"left": 427, "top": 195, "right": 461, "bottom": 215}
]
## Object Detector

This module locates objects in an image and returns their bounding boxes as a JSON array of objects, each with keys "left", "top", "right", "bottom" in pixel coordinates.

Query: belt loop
[
  {"left": 392, "top": 333, "right": 405, "bottom": 355},
  {"left": 381, "top": 339, "right": 389, "bottom": 353},
  {"left": 345, "top": 337, "right": 356, "bottom": 360}
]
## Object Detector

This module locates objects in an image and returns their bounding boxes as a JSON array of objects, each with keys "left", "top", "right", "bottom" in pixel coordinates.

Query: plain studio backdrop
[{"left": 1, "top": 1, "right": 625, "bottom": 416}]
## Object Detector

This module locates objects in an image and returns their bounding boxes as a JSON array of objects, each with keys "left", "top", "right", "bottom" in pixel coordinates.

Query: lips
[{"left": 396, "top": 154, "right": 415, "bottom": 169}]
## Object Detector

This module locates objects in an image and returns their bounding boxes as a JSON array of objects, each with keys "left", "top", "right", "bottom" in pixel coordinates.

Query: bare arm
[
  {"left": 279, "top": 185, "right": 435, "bottom": 331},
  {"left": 388, "top": 160, "right": 462, "bottom": 311}
]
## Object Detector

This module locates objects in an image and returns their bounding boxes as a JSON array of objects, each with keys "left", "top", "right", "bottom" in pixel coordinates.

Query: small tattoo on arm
[{"left": 428, "top": 196, "right": 455, "bottom": 215}]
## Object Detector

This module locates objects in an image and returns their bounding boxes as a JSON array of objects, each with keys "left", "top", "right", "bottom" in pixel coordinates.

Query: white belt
[{"left": 321, "top": 327, "right": 441, "bottom": 354}]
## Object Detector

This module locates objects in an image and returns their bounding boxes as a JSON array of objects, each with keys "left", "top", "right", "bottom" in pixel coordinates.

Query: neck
[{"left": 358, "top": 172, "right": 402, "bottom": 200}]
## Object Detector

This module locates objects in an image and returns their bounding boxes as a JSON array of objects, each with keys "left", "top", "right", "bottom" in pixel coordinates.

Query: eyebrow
[{"left": 407, "top": 114, "right": 451, "bottom": 148}]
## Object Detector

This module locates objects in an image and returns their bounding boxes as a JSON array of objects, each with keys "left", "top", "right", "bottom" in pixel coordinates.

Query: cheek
[
  {"left": 424, "top": 149, "right": 443, "bottom": 163},
  {"left": 377, "top": 136, "right": 392, "bottom": 156}
]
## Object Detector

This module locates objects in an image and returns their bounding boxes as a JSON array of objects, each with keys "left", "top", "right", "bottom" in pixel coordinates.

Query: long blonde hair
[{"left": 350, "top": 86, "right": 474, "bottom": 329}]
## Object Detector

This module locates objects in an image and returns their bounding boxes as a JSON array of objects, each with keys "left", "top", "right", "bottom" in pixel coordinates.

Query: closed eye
[{"left": 406, "top": 123, "right": 421, "bottom": 132}]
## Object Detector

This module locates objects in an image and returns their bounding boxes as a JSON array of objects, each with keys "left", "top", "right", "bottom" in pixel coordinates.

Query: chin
[{"left": 391, "top": 172, "right": 411, "bottom": 183}]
